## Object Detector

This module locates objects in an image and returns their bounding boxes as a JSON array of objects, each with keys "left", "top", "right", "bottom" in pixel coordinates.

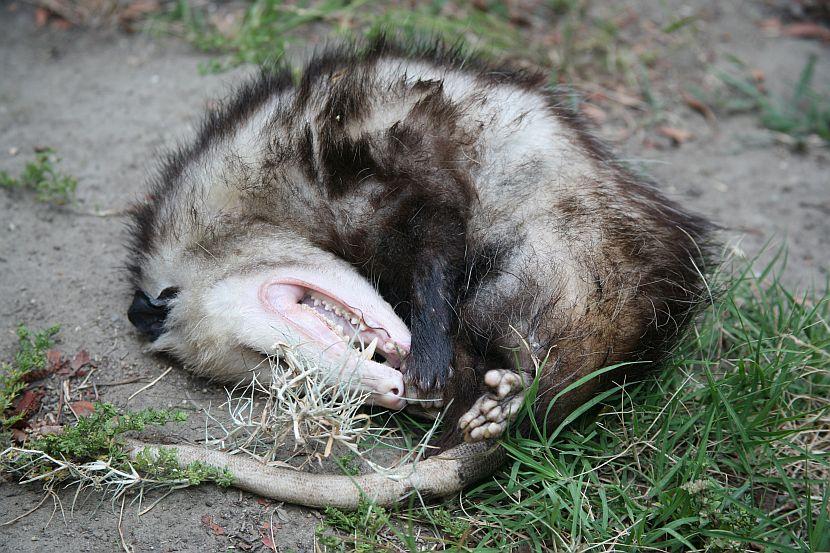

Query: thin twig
[
  {"left": 138, "top": 489, "right": 174, "bottom": 516},
  {"left": 127, "top": 367, "right": 173, "bottom": 403},
  {"left": 118, "top": 494, "right": 133, "bottom": 553},
  {"left": 78, "top": 376, "right": 146, "bottom": 390},
  {"left": 76, "top": 367, "right": 97, "bottom": 390},
  {"left": 62, "top": 379, "right": 76, "bottom": 420},
  {"left": 55, "top": 379, "right": 66, "bottom": 424},
  {"left": 1, "top": 491, "right": 49, "bottom": 526}
]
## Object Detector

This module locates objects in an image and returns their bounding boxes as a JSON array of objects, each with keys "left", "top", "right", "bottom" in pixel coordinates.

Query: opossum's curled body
[{"left": 126, "top": 38, "right": 713, "bottom": 507}]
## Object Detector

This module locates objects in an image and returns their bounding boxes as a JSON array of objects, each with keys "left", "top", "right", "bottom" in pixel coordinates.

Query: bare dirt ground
[{"left": 0, "top": 1, "right": 827, "bottom": 551}]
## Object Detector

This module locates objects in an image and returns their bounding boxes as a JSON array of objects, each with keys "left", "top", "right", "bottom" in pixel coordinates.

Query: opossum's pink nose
[{"left": 368, "top": 370, "right": 406, "bottom": 410}]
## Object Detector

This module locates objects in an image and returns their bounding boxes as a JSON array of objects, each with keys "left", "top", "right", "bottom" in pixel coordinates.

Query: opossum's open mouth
[
  {"left": 297, "top": 291, "right": 407, "bottom": 366},
  {"left": 260, "top": 273, "right": 410, "bottom": 410}
]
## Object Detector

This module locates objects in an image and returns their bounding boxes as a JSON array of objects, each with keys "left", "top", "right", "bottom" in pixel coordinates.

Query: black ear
[{"left": 128, "top": 290, "right": 174, "bottom": 341}]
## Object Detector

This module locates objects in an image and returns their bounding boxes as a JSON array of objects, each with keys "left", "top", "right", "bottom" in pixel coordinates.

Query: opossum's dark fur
[{"left": 126, "top": 36, "right": 715, "bottom": 454}]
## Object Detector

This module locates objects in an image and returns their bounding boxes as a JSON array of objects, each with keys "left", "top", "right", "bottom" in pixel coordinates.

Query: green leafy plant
[
  {"left": 2, "top": 402, "right": 233, "bottom": 495},
  {"left": 316, "top": 497, "right": 393, "bottom": 552},
  {"left": 1, "top": 324, "right": 232, "bottom": 497},
  {"left": 0, "top": 325, "right": 59, "bottom": 433},
  {"left": 0, "top": 149, "right": 78, "bottom": 204}
]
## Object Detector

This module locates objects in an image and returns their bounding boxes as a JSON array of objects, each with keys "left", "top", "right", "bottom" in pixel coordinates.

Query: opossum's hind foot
[{"left": 459, "top": 369, "right": 528, "bottom": 442}]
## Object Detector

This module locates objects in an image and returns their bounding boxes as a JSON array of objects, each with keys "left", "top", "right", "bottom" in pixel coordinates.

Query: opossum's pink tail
[{"left": 125, "top": 439, "right": 503, "bottom": 509}]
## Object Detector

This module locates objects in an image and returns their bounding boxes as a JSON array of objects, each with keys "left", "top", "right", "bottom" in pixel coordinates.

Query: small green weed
[
  {"left": 0, "top": 149, "right": 78, "bottom": 204},
  {"left": 316, "top": 497, "right": 393, "bottom": 552},
  {"left": 2, "top": 402, "right": 233, "bottom": 494},
  {"left": 27, "top": 403, "right": 186, "bottom": 469},
  {"left": 1, "top": 325, "right": 232, "bottom": 498},
  {"left": 428, "top": 506, "right": 470, "bottom": 541},
  {"left": 717, "top": 54, "right": 830, "bottom": 146},
  {"left": 156, "top": 0, "right": 533, "bottom": 74},
  {"left": 335, "top": 452, "right": 360, "bottom": 476},
  {"left": 0, "top": 325, "right": 59, "bottom": 434},
  {"left": 151, "top": 0, "right": 679, "bottom": 88}
]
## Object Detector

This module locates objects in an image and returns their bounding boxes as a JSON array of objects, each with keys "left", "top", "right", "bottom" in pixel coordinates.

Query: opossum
[{"left": 125, "top": 38, "right": 713, "bottom": 508}]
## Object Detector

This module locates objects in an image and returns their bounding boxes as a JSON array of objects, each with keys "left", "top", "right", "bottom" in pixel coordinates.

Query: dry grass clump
[{"left": 206, "top": 338, "right": 440, "bottom": 473}]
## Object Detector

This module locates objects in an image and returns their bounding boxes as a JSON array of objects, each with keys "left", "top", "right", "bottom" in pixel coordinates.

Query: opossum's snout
[
  {"left": 259, "top": 268, "right": 411, "bottom": 410},
  {"left": 127, "top": 287, "right": 178, "bottom": 341}
]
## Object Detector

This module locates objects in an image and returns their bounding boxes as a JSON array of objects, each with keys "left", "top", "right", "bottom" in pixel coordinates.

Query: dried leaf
[
  {"left": 261, "top": 535, "right": 276, "bottom": 551},
  {"left": 758, "top": 17, "right": 782, "bottom": 32},
  {"left": 201, "top": 515, "right": 225, "bottom": 536},
  {"left": 46, "top": 349, "right": 64, "bottom": 371},
  {"left": 11, "top": 429, "right": 27, "bottom": 443},
  {"left": 610, "top": 89, "right": 643, "bottom": 107},
  {"left": 71, "top": 350, "right": 91, "bottom": 371},
  {"left": 50, "top": 17, "right": 72, "bottom": 30},
  {"left": 682, "top": 92, "right": 716, "bottom": 123},
  {"left": 12, "top": 389, "right": 43, "bottom": 426},
  {"left": 260, "top": 522, "right": 277, "bottom": 551},
  {"left": 34, "top": 7, "right": 49, "bottom": 27},
  {"left": 118, "top": 0, "right": 161, "bottom": 23},
  {"left": 22, "top": 368, "right": 51, "bottom": 383},
  {"left": 657, "top": 126, "right": 693, "bottom": 145},
  {"left": 69, "top": 400, "right": 96, "bottom": 417},
  {"left": 783, "top": 23, "right": 830, "bottom": 42}
]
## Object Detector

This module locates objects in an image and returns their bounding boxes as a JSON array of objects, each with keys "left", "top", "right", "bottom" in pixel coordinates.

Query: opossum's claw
[
  {"left": 460, "top": 369, "right": 528, "bottom": 442},
  {"left": 403, "top": 384, "right": 446, "bottom": 420},
  {"left": 402, "top": 355, "right": 453, "bottom": 395}
]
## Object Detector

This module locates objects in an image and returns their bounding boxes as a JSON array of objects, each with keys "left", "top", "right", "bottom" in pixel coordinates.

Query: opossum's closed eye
[{"left": 127, "top": 287, "right": 179, "bottom": 341}]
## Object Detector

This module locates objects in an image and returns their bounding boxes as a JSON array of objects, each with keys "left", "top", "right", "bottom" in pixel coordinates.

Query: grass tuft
[
  {"left": 154, "top": 0, "right": 535, "bottom": 74},
  {"left": 716, "top": 54, "right": 830, "bottom": 147},
  {"left": 316, "top": 497, "right": 393, "bottom": 551},
  {"left": 317, "top": 253, "right": 830, "bottom": 551},
  {"left": 0, "top": 149, "right": 78, "bottom": 205}
]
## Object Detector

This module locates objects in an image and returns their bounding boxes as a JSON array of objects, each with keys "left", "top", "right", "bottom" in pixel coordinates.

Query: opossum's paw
[{"left": 459, "top": 369, "right": 528, "bottom": 442}]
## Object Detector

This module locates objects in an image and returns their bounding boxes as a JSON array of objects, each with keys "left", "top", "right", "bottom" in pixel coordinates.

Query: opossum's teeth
[
  {"left": 297, "top": 291, "right": 408, "bottom": 367},
  {"left": 361, "top": 337, "right": 378, "bottom": 361}
]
